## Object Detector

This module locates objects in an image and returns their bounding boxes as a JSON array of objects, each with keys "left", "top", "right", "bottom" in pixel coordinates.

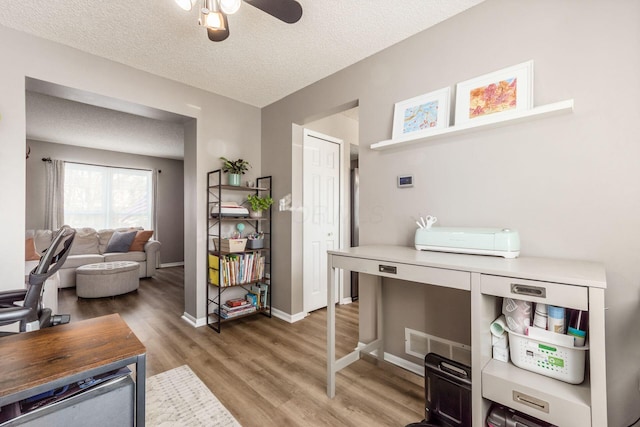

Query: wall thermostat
[{"left": 397, "top": 174, "right": 414, "bottom": 188}]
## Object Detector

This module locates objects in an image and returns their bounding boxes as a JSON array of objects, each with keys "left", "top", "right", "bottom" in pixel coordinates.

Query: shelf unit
[
  {"left": 476, "top": 267, "right": 606, "bottom": 426},
  {"left": 206, "top": 170, "right": 272, "bottom": 333},
  {"left": 371, "top": 99, "right": 574, "bottom": 150}
]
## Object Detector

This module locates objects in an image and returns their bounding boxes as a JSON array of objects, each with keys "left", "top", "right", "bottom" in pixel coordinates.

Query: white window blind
[{"left": 64, "top": 163, "right": 153, "bottom": 230}]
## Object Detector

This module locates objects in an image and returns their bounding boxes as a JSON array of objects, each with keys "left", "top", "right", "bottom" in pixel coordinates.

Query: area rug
[{"left": 146, "top": 365, "right": 242, "bottom": 427}]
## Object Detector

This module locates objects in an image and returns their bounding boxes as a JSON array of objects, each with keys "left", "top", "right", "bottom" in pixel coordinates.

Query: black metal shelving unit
[{"left": 206, "top": 169, "right": 272, "bottom": 333}]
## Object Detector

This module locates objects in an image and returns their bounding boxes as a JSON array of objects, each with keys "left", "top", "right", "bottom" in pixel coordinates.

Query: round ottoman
[{"left": 76, "top": 261, "right": 140, "bottom": 298}]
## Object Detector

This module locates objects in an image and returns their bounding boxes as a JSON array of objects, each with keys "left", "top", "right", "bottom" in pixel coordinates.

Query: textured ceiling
[
  {"left": 0, "top": 0, "right": 484, "bottom": 108},
  {"left": 26, "top": 91, "right": 187, "bottom": 160}
]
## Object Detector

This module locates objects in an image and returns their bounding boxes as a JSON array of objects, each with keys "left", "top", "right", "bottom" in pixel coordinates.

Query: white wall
[
  {"left": 0, "top": 25, "right": 261, "bottom": 323},
  {"left": 261, "top": 1, "right": 640, "bottom": 425}
]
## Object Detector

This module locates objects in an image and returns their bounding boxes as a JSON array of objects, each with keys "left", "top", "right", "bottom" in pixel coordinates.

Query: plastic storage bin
[{"left": 507, "top": 329, "right": 588, "bottom": 384}]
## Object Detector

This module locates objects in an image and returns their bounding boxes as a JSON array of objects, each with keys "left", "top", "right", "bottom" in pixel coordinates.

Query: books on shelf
[
  {"left": 214, "top": 285, "right": 270, "bottom": 320},
  {"left": 248, "top": 284, "right": 269, "bottom": 309},
  {"left": 215, "top": 304, "right": 257, "bottom": 319},
  {"left": 209, "top": 252, "right": 266, "bottom": 287}
]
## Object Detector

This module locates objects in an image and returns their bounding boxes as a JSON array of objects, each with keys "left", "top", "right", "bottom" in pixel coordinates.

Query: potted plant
[
  {"left": 220, "top": 157, "right": 250, "bottom": 186},
  {"left": 247, "top": 194, "right": 273, "bottom": 218}
]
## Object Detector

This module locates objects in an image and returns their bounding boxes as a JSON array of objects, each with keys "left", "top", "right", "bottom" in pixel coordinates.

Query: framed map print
[{"left": 392, "top": 87, "right": 451, "bottom": 140}]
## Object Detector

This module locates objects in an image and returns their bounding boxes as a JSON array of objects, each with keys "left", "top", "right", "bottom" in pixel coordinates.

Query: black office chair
[{"left": 0, "top": 227, "right": 75, "bottom": 334}]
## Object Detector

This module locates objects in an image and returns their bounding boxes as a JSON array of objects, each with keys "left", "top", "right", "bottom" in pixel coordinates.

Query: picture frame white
[
  {"left": 454, "top": 60, "right": 534, "bottom": 125},
  {"left": 392, "top": 87, "right": 450, "bottom": 140}
]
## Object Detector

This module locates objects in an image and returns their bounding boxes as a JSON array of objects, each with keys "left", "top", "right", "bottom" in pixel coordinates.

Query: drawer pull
[
  {"left": 379, "top": 265, "right": 397, "bottom": 274},
  {"left": 511, "top": 283, "right": 546, "bottom": 298},
  {"left": 513, "top": 390, "right": 549, "bottom": 413}
]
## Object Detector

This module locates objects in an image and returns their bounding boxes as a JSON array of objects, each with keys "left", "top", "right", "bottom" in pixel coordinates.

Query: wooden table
[{"left": 0, "top": 313, "right": 146, "bottom": 426}]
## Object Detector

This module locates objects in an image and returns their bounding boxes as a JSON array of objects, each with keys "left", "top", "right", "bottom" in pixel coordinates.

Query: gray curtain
[{"left": 44, "top": 160, "right": 65, "bottom": 230}]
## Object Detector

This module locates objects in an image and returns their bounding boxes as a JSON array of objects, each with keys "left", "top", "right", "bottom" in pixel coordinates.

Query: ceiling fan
[{"left": 175, "top": 0, "right": 303, "bottom": 42}]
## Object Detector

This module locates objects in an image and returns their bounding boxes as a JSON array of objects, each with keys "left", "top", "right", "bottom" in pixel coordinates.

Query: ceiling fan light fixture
[
  {"left": 220, "top": 0, "right": 241, "bottom": 15},
  {"left": 199, "top": 0, "right": 226, "bottom": 30},
  {"left": 205, "top": 11, "right": 226, "bottom": 30},
  {"left": 175, "top": 0, "right": 195, "bottom": 11}
]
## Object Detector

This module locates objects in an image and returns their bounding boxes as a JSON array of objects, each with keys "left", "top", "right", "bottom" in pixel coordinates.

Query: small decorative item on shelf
[
  {"left": 247, "top": 194, "right": 273, "bottom": 218},
  {"left": 220, "top": 157, "right": 250, "bottom": 186},
  {"left": 246, "top": 232, "right": 265, "bottom": 249}
]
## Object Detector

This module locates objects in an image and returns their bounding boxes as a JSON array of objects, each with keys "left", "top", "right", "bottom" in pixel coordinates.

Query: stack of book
[
  {"left": 216, "top": 298, "right": 257, "bottom": 319},
  {"left": 208, "top": 253, "right": 266, "bottom": 287}
]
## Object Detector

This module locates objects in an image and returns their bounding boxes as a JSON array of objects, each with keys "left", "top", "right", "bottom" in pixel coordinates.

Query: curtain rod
[{"left": 42, "top": 158, "right": 157, "bottom": 173}]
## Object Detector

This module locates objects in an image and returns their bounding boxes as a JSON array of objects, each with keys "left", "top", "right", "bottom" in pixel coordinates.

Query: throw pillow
[
  {"left": 25, "top": 237, "right": 40, "bottom": 261},
  {"left": 69, "top": 228, "right": 99, "bottom": 256},
  {"left": 97, "top": 230, "right": 115, "bottom": 253},
  {"left": 33, "top": 229, "right": 53, "bottom": 254},
  {"left": 105, "top": 230, "right": 138, "bottom": 253},
  {"left": 129, "top": 230, "right": 154, "bottom": 252}
]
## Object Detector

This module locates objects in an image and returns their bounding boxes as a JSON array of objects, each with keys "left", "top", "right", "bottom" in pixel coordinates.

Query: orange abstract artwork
[{"left": 468, "top": 78, "right": 517, "bottom": 118}]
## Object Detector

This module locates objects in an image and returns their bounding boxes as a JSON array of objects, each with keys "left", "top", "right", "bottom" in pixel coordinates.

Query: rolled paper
[
  {"left": 502, "top": 298, "right": 532, "bottom": 335},
  {"left": 492, "top": 333, "right": 508, "bottom": 349},
  {"left": 533, "top": 303, "right": 548, "bottom": 329},
  {"left": 492, "top": 345, "right": 509, "bottom": 362},
  {"left": 490, "top": 315, "right": 507, "bottom": 337}
]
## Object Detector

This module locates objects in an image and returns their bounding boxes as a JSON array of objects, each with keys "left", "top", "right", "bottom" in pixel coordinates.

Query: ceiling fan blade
[
  {"left": 244, "top": 0, "right": 303, "bottom": 24},
  {"left": 207, "top": 14, "right": 230, "bottom": 42}
]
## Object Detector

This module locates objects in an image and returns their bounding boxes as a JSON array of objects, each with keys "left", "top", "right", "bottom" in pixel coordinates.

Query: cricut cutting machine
[{"left": 414, "top": 216, "right": 520, "bottom": 258}]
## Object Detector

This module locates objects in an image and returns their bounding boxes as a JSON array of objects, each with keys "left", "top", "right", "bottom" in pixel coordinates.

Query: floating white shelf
[{"left": 370, "top": 99, "right": 574, "bottom": 151}]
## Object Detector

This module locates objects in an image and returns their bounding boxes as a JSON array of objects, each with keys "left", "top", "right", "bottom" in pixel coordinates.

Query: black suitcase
[{"left": 406, "top": 353, "right": 472, "bottom": 427}]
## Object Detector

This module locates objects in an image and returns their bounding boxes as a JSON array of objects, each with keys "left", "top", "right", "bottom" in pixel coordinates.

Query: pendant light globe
[{"left": 220, "top": 0, "right": 241, "bottom": 14}]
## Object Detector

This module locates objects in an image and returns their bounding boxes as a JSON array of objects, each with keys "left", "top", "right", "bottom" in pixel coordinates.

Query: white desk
[{"left": 326, "top": 245, "right": 607, "bottom": 426}]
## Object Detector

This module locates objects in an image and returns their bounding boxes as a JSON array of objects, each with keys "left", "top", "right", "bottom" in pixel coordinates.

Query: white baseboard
[
  {"left": 271, "top": 307, "right": 307, "bottom": 323},
  {"left": 357, "top": 342, "right": 424, "bottom": 376},
  {"left": 160, "top": 262, "right": 184, "bottom": 268},
  {"left": 181, "top": 312, "right": 207, "bottom": 328},
  {"left": 183, "top": 308, "right": 305, "bottom": 327},
  {"left": 383, "top": 352, "right": 424, "bottom": 376},
  {"left": 340, "top": 297, "right": 352, "bottom": 305}
]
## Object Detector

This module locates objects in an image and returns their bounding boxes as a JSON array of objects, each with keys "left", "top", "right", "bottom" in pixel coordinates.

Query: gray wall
[
  {"left": 0, "top": 24, "right": 261, "bottom": 324},
  {"left": 261, "top": 1, "right": 640, "bottom": 425},
  {"left": 25, "top": 139, "right": 184, "bottom": 265}
]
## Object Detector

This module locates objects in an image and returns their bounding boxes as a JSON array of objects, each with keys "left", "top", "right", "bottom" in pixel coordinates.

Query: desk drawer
[
  {"left": 332, "top": 256, "right": 470, "bottom": 291},
  {"left": 481, "top": 274, "right": 588, "bottom": 310},
  {"left": 482, "top": 360, "right": 592, "bottom": 427}
]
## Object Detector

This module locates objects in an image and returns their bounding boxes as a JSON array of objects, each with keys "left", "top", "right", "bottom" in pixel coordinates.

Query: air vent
[{"left": 405, "top": 328, "right": 471, "bottom": 366}]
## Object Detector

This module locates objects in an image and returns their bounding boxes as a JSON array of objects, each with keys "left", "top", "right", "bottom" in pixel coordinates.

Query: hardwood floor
[{"left": 58, "top": 267, "right": 424, "bottom": 426}]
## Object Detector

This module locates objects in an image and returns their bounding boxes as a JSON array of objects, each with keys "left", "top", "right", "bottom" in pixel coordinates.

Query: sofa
[{"left": 25, "top": 227, "right": 161, "bottom": 289}]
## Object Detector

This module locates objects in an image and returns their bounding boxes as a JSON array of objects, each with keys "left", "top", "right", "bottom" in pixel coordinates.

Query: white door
[{"left": 303, "top": 130, "right": 341, "bottom": 313}]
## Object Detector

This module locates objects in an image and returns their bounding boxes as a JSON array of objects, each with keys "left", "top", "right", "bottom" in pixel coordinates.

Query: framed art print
[
  {"left": 454, "top": 60, "right": 533, "bottom": 125},
  {"left": 392, "top": 87, "right": 450, "bottom": 140}
]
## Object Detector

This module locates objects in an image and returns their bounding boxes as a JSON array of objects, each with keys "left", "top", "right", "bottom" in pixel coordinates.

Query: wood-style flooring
[{"left": 58, "top": 267, "right": 424, "bottom": 426}]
